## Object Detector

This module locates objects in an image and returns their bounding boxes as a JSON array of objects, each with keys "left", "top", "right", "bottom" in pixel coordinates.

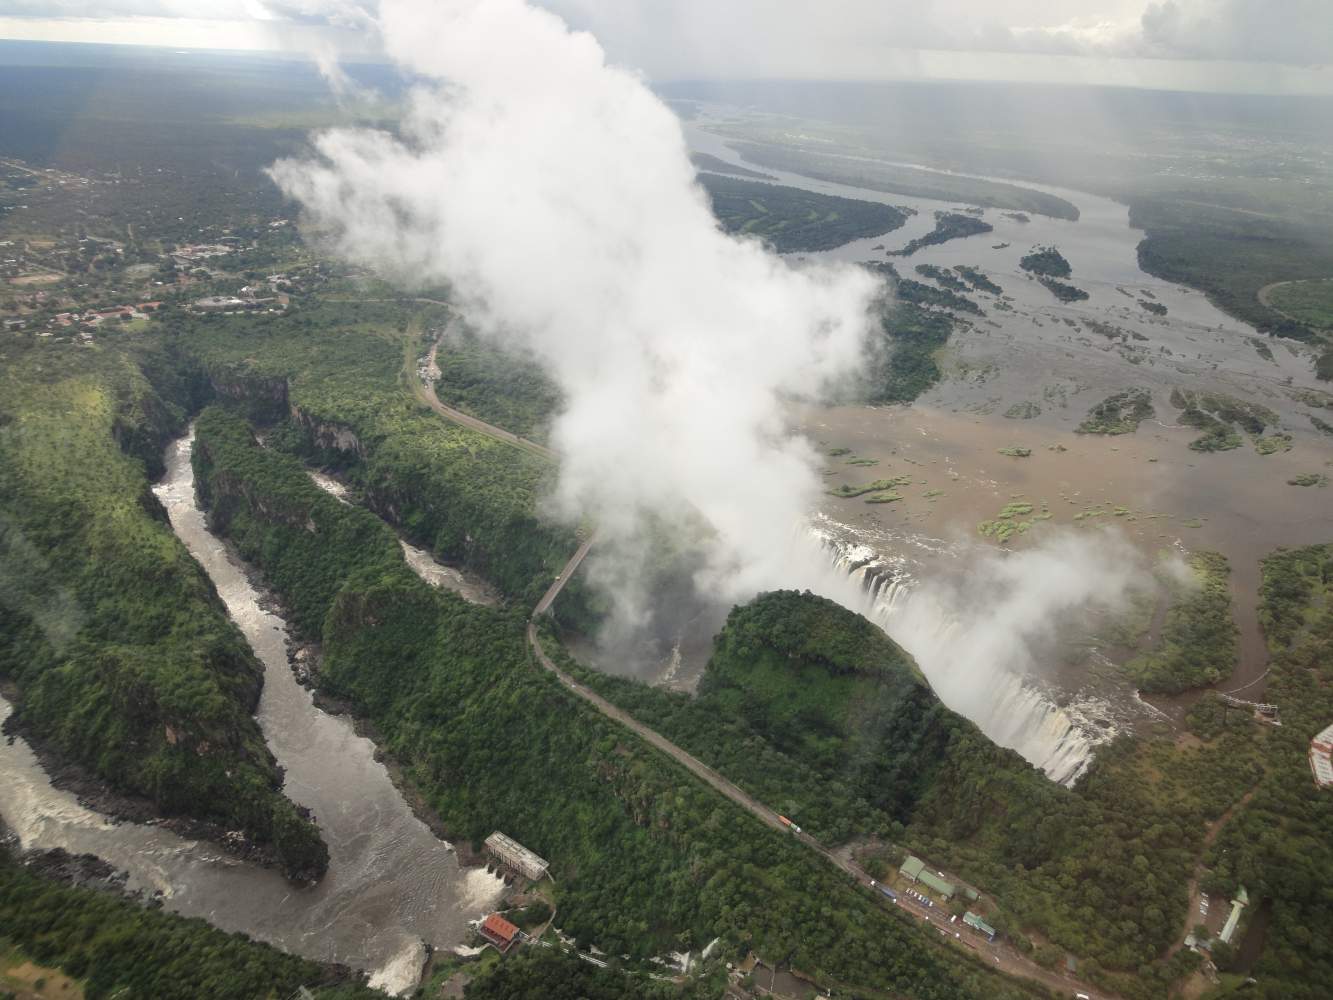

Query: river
[
  {"left": 681, "top": 111, "right": 1333, "bottom": 769},
  {"left": 0, "top": 428, "right": 503, "bottom": 995}
]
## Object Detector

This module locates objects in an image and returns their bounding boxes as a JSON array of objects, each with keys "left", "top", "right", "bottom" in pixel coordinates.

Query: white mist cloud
[
  {"left": 269, "top": 0, "right": 881, "bottom": 623},
  {"left": 827, "top": 528, "right": 1149, "bottom": 781}
]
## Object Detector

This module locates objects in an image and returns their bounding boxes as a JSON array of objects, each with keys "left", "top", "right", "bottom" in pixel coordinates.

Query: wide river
[
  {"left": 0, "top": 429, "right": 502, "bottom": 995},
  {"left": 677, "top": 112, "right": 1333, "bottom": 771}
]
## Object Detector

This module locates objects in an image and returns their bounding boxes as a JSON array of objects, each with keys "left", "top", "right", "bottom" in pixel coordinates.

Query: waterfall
[{"left": 813, "top": 526, "right": 1102, "bottom": 785}]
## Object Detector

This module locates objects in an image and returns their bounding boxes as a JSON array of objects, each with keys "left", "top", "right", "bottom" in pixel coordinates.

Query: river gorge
[{"left": 0, "top": 429, "right": 502, "bottom": 995}]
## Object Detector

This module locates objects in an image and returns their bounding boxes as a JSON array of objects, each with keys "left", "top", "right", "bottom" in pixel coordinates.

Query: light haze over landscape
[{"left": 0, "top": 3, "right": 1330, "bottom": 1000}]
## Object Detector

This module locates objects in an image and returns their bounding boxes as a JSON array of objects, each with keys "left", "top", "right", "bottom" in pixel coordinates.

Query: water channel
[
  {"left": 0, "top": 428, "right": 503, "bottom": 995},
  {"left": 683, "top": 111, "right": 1333, "bottom": 769}
]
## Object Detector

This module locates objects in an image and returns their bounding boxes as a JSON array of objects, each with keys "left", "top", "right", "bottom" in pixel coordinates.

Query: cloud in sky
[{"left": 0, "top": 1, "right": 1329, "bottom": 92}]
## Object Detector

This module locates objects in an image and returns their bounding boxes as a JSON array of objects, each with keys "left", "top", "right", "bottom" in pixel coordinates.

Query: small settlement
[{"left": 468, "top": 832, "right": 551, "bottom": 958}]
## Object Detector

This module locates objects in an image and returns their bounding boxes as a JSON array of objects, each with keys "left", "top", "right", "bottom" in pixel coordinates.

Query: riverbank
[{"left": 1, "top": 683, "right": 288, "bottom": 872}]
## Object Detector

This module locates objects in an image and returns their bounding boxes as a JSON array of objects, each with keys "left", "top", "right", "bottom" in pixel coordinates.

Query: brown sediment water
[
  {"left": 802, "top": 401, "right": 1333, "bottom": 712},
  {"left": 0, "top": 429, "right": 503, "bottom": 995},
  {"left": 688, "top": 114, "right": 1332, "bottom": 722}
]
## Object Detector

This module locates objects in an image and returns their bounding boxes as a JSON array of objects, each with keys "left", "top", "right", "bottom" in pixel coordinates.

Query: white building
[{"left": 484, "top": 831, "right": 549, "bottom": 881}]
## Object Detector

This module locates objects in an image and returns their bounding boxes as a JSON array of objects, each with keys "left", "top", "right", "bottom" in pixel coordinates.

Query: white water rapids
[
  {"left": 815, "top": 530, "right": 1102, "bottom": 785},
  {"left": 0, "top": 429, "right": 504, "bottom": 995}
]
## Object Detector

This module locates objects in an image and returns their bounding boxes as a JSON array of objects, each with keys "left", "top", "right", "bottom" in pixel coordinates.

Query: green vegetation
[
  {"left": 0, "top": 338, "right": 325, "bottom": 880},
  {"left": 890, "top": 212, "right": 993, "bottom": 257},
  {"left": 1198, "top": 545, "right": 1333, "bottom": 998},
  {"left": 433, "top": 329, "right": 562, "bottom": 443},
  {"left": 697, "top": 173, "right": 906, "bottom": 253},
  {"left": 1126, "top": 552, "right": 1238, "bottom": 694},
  {"left": 190, "top": 409, "right": 1034, "bottom": 1000},
  {"left": 1004, "top": 402, "right": 1041, "bottom": 419},
  {"left": 724, "top": 141, "right": 1080, "bottom": 220},
  {"left": 1266, "top": 278, "right": 1333, "bottom": 330},
  {"left": 462, "top": 945, "right": 719, "bottom": 999},
  {"left": 915, "top": 263, "right": 969, "bottom": 291},
  {"left": 1038, "top": 276, "right": 1090, "bottom": 302},
  {"left": 861, "top": 298, "right": 956, "bottom": 404},
  {"left": 828, "top": 476, "right": 911, "bottom": 498},
  {"left": 1138, "top": 299, "right": 1168, "bottom": 316},
  {"left": 1254, "top": 433, "right": 1293, "bottom": 455},
  {"left": 978, "top": 501, "right": 1040, "bottom": 543},
  {"left": 1019, "top": 246, "right": 1071, "bottom": 278},
  {"left": 1076, "top": 388, "right": 1155, "bottom": 435},
  {"left": 1287, "top": 472, "right": 1328, "bottom": 487},
  {"left": 173, "top": 301, "right": 586, "bottom": 621},
  {"left": 897, "top": 277, "right": 983, "bottom": 315},
  {"left": 953, "top": 265, "right": 1003, "bottom": 295},
  {"left": 1170, "top": 389, "right": 1283, "bottom": 454},
  {"left": 0, "top": 846, "right": 374, "bottom": 1000},
  {"left": 1133, "top": 198, "right": 1332, "bottom": 341},
  {"left": 1318, "top": 347, "right": 1333, "bottom": 382},
  {"left": 554, "top": 590, "right": 1257, "bottom": 997},
  {"left": 997, "top": 446, "right": 1031, "bottom": 457}
]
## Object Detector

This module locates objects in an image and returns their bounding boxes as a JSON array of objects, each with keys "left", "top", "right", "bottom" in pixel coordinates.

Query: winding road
[{"left": 408, "top": 324, "right": 1113, "bottom": 1000}]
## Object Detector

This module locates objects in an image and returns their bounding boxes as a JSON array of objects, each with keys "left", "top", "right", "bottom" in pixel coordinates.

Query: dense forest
[
  {"left": 188, "top": 404, "right": 1040, "bottom": 1000},
  {"left": 1125, "top": 552, "right": 1238, "bottom": 694},
  {"left": 1198, "top": 544, "right": 1333, "bottom": 999},
  {"left": 856, "top": 282, "right": 958, "bottom": 404},
  {"left": 0, "top": 843, "right": 376, "bottom": 1000},
  {"left": 549, "top": 590, "right": 1296, "bottom": 998},
  {"left": 1019, "top": 246, "right": 1072, "bottom": 278},
  {"left": 2, "top": 295, "right": 1325, "bottom": 999},
  {"left": 433, "top": 327, "right": 563, "bottom": 443},
  {"left": 890, "top": 212, "right": 994, "bottom": 257},
  {"left": 174, "top": 301, "right": 592, "bottom": 623},
  {"left": 697, "top": 172, "right": 907, "bottom": 253},
  {"left": 0, "top": 337, "right": 326, "bottom": 880}
]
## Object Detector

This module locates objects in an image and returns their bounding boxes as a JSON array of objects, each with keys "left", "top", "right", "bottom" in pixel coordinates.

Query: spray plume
[{"left": 270, "top": 0, "right": 881, "bottom": 625}]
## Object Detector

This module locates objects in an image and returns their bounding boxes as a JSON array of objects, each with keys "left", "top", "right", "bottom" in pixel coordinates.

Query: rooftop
[
  {"left": 481, "top": 913, "right": 519, "bottom": 944},
  {"left": 964, "top": 912, "right": 997, "bottom": 938}
]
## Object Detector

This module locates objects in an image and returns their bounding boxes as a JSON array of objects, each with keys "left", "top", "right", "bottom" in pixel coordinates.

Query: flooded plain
[
  {"left": 685, "top": 111, "right": 1333, "bottom": 757},
  {"left": 0, "top": 430, "right": 503, "bottom": 995}
]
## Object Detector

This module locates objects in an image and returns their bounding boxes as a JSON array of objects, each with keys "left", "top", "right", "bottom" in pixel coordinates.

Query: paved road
[
  {"left": 526, "top": 546, "right": 1109, "bottom": 1000},
  {"left": 413, "top": 332, "right": 553, "bottom": 462},
  {"left": 410, "top": 318, "right": 1111, "bottom": 1000}
]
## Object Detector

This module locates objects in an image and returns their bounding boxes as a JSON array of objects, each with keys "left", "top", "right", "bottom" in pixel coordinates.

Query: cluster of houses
[
  {"left": 172, "top": 241, "right": 239, "bottom": 265},
  {"left": 49, "top": 301, "right": 161, "bottom": 332}
]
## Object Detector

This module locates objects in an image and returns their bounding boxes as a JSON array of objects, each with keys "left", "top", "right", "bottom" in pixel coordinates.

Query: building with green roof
[
  {"left": 899, "top": 856, "right": 956, "bottom": 899},
  {"left": 963, "top": 912, "right": 997, "bottom": 941}
]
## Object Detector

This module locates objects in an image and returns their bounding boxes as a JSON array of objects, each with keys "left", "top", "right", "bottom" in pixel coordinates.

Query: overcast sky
[{"left": 1, "top": 0, "right": 1330, "bottom": 94}]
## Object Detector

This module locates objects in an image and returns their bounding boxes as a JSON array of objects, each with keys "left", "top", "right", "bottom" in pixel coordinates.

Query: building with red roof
[{"left": 479, "top": 913, "right": 521, "bottom": 953}]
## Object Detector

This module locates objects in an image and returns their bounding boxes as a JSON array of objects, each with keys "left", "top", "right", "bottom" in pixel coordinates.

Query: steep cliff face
[
  {"left": 0, "top": 344, "right": 327, "bottom": 884},
  {"left": 288, "top": 403, "right": 366, "bottom": 459},
  {"left": 207, "top": 370, "right": 290, "bottom": 423}
]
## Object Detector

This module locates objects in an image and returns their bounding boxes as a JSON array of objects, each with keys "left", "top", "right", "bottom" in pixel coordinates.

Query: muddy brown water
[
  {"left": 802, "top": 403, "right": 1333, "bottom": 704},
  {"left": 0, "top": 429, "right": 503, "bottom": 995},
  {"left": 687, "top": 114, "right": 1333, "bottom": 722}
]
